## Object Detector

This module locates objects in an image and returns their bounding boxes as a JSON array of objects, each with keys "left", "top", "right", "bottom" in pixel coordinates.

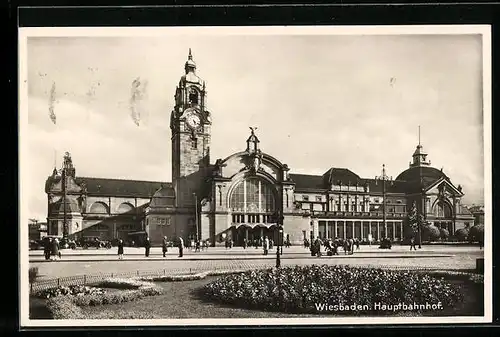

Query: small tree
[
  {"left": 406, "top": 201, "right": 419, "bottom": 241},
  {"left": 454, "top": 228, "right": 469, "bottom": 242},
  {"left": 422, "top": 224, "right": 440, "bottom": 242},
  {"left": 439, "top": 228, "right": 450, "bottom": 241}
]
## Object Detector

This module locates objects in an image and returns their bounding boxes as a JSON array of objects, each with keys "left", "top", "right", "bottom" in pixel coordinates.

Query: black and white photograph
[{"left": 19, "top": 26, "right": 492, "bottom": 326}]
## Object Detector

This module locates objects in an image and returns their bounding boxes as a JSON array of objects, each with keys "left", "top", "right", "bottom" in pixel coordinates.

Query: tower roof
[{"left": 184, "top": 48, "right": 196, "bottom": 72}]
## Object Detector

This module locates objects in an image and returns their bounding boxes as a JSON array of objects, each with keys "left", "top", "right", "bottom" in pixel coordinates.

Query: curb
[{"left": 29, "top": 254, "right": 453, "bottom": 263}]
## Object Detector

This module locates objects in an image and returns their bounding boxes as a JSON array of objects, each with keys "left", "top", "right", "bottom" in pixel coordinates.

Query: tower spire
[
  {"left": 188, "top": 48, "right": 192, "bottom": 60},
  {"left": 418, "top": 125, "right": 421, "bottom": 146}
]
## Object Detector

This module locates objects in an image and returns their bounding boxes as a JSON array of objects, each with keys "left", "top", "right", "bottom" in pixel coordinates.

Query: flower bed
[
  {"left": 33, "top": 285, "right": 106, "bottom": 299},
  {"left": 200, "top": 265, "right": 464, "bottom": 315},
  {"left": 39, "top": 271, "right": 246, "bottom": 319},
  {"left": 44, "top": 278, "right": 163, "bottom": 319}
]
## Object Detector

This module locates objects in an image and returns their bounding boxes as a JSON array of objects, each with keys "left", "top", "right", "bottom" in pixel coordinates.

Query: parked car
[{"left": 77, "top": 237, "right": 111, "bottom": 249}]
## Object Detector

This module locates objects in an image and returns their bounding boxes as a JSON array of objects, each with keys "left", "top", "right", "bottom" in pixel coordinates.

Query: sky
[{"left": 21, "top": 29, "right": 486, "bottom": 222}]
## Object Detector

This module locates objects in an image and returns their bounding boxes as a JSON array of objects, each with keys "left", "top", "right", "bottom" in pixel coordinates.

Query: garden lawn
[{"left": 30, "top": 273, "right": 483, "bottom": 319}]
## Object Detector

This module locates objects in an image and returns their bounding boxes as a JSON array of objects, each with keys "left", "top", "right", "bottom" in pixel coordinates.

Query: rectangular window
[
  {"left": 316, "top": 196, "right": 322, "bottom": 202},
  {"left": 302, "top": 195, "right": 309, "bottom": 201},
  {"left": 374, "top": 198, "right": 380, "bottom": 203}
]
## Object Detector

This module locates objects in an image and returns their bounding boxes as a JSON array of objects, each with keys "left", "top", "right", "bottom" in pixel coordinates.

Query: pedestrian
[
  {"left": 178, "top": 237, "right": 184, "bottom": 257},
  {"left": 43, "top": 238, "right": 51, "bottom": 261},
  {"left": 144, "top": 237, "right": 151, "bottom": 257},
  {"left": 51, "top": 238, "right": 59, "bottom": 261},
  {"left": 356, "top": 238, "right": 360, "bottom": 250},
  {"left": 162, "top": 236, "right": 168, "bottom": 257},
  {"left": 117, "top": 239, "right": 124, "bottom": 260},
  {"left": 263, "top": 236, "right": 269, "bottom": 255},
  {"left": 479, "top": 238, "right": 483, "bottom": 250},
  {"left": 243, "top": 238, "right": 247, "bottom": 249},
  {"left": 195, "top": 239, "right": 201, "bottom": 252},
  {"left": 410, "top": 237, "right": 416, "bottom": 251}
]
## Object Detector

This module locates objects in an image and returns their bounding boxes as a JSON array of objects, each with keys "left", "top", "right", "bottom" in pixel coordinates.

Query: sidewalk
[{"left": 29, "top": 244, "right": 481, "bottom": 257}]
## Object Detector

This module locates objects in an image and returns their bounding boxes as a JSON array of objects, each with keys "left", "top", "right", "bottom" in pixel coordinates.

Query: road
[{"left": 29, "top": 245, "right": 484, "bottom": 281}]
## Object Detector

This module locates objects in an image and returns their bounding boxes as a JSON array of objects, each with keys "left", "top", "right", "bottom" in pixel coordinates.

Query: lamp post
[
  {"left": 375, "top": 164, "right": 393, "bottom": 240},
  {"left": 276, "top": 211, "right": 283, "bottom": 268},
  {"left": 193, "top": 193, "right": 199, "bottom": 241}
]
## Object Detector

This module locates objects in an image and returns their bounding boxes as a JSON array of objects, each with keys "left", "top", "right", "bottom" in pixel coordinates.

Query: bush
[
  {"left": 29, "top": 267, "right": 39, "bottom": 284},
  {"left": 454, "top": 228, "right": 469, "bottom": 242},
  {"left": 469, "top": 225, "right": 484, "bottom": 243},
  {"left": 200, "top": 265, "right": 463, "bottom": 315},
  {"left": 439, "top": 228, "right": 450, "bottom": 241},
  {"left": 46, "top": 296, "right": 84, "bottom": 319},
  {"left": 422, "top": 225, "right": 440, "bottom": 241}
]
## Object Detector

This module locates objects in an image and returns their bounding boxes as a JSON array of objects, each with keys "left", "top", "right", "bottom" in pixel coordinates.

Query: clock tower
[{"left": 170, "top": 49, "right": 212, "bottom": 209}]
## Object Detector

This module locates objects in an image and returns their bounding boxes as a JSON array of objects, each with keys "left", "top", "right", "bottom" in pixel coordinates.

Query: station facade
[{"left": 45, "top": 50, "right": 475, "bottom": 246}]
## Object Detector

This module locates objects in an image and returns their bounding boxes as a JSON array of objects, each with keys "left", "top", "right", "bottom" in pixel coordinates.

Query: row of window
[
  {"left": 232, "top": 214, "right": 275, "bottom": 224},
  {"left": 301, "top": 195, "right": 404, "bottom": 204},
  {"left": 301, "top": 202, "right": 407, "bottom": 213}
]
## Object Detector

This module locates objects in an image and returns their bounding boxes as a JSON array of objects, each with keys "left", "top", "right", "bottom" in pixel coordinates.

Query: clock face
[{"left": 185, "top": 112, "right": 201, "bottom": 129}]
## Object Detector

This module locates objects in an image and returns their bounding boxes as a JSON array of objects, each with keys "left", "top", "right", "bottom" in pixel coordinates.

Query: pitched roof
[
  {"left": 289, "top": 173, "right": 326, "bottom": 191},
  {"left": 75, "top": 177, "right": 171, "bottom": 197},
  {"left": 322, "top": 168, "right": 362, "bottom": 185},
  {"left": 45, "top": 175, "right": 172, "bottom": 198}
]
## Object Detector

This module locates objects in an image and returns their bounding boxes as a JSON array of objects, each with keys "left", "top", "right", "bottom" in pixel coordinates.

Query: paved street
[{"left": 29, "top": 245, "right": 484, "bottom": 281}]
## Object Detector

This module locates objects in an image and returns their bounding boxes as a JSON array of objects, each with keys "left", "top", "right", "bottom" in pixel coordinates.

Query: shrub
[
  {"left": 422, "top": 225, "right": 440, "bottom": 241},
  {"left": 439, "top": 228, "right": 450, "bottom": 241},
  {"left": 201, "top": 265, "right": 463, "bottom": 315},
  {"left": 454, "top": 228, "right": 469, "bottom": 242},
  {"left": 469, "top": 225, "right": 484, "bottom": 243},
  {"left": 29, "top": 267, "right": 39, "bottom": 284},
  {"left": 46, "top": 296, "right": 84, "bottom": 319}
]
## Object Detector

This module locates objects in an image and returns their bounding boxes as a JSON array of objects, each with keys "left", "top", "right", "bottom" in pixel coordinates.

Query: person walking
[
  {"left": 162, "top": 236, "right": 168, "bottom": 257},
  {"left": 178, "top": 237, "right": 184, "bottom": 257},
  {"left": 117, "top": 239, "right": 124, "bottom": 260},
  {"left": 263, "top": 236, "right": 269, "bottom": 255},
  {"left": 195, "top": 239, "right": 201, "bottom": 252},
  {"left": 144, "top": 237, "right": 151, "bottom": 257},
  {"left": 43, "top": 238, "right": 51, "bottom": 261},
  {"left": 410, "top": 237, "right": 417, "bottom": 251},
  {"left": 51, "top": 238, "right": 59, "bottom": 261}
]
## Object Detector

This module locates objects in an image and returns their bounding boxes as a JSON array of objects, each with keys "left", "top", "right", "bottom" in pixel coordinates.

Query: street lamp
[
  {"left": 276, "top": 211, "right": 284, "bottom": 268},
  {"left": 375, "top": 164, "right": 393, "bottom": 241},
  {"left": 193, "top": 193, "right": 199, "bottom": 241}
]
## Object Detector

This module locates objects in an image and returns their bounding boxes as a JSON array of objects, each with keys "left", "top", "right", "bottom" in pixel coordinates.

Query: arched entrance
[{"left": 228, "top": 176, "right": 280, "bottom": 246}]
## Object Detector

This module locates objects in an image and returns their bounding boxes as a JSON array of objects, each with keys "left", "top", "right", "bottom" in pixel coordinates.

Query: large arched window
[
  {"left": 229, "top": 178, "right": 276, "bottom": 223},
  {"left": 434, "top": 201, "right": 452, "bottom": 218},
  {"left": 89, "top": 202, "right": 109, "bottom": 214}
]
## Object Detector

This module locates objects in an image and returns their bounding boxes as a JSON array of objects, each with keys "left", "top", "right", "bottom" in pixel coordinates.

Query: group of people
[
  {"left": 117, "top": 236, "right": 210, "bottom": 259},
  {"left": 309, "top": 237, "right": 362, "bottom": 257},
  {"left": 43, "top": 237, "right": 62, "bottom": 261}
]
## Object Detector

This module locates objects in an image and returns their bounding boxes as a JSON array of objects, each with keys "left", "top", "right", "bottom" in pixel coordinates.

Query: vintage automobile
[{"left": 77, "top": 237, "right": 112, "bottom": 249}]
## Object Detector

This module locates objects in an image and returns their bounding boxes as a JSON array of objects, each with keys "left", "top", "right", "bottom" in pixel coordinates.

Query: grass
[{"left": 30, "top": 272, "right": 483, "bottom": 319}]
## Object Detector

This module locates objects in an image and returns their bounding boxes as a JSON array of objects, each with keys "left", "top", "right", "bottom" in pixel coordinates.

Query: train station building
[{"left": 44, "top": 50, "right": 475, "bottom": 246}]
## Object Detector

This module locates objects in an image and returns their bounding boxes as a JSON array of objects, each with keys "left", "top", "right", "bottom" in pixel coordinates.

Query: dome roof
[
  {"left": 396, "top": 166, "right": 447, "bottom": 183},
  {"left": 149, "top": 186, "right": 175, "bottom": 208}
]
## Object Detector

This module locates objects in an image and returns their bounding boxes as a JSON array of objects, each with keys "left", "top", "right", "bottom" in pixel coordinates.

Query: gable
[{"left": 425, "top": 177, "right": 463, "bottom": 196}]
